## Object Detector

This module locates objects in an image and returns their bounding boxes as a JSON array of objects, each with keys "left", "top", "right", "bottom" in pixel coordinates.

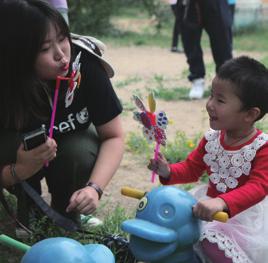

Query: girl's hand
[
  {"left": 16, "top": 138, "right": 57, "bottom": 180},
  {"left": 66, "top": 187, "right": 99, "bottom": 215},
  {"left": 147, "top": 152, "right": 170, "bottom": 179},
  {"left": 192, "top": 197, "right": 228, "bottom": 221}
]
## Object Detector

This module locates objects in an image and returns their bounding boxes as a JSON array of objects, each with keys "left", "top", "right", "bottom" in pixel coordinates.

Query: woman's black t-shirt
[{"left": 28, "top": 43, "right": 122, "bottom": 138}]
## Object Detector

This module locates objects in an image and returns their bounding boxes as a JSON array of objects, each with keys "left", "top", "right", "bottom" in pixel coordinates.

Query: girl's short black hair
[
  {"left": 0, "top": 0, "right": 71, "bottom": 129},
  {"left": 217, "top": 56, "right": 268, "bottom": 121}
]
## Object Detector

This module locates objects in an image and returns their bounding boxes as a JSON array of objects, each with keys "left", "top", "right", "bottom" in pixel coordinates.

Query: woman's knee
[{"left": 56, "top": 127, "right": 100, "bottom": 162}]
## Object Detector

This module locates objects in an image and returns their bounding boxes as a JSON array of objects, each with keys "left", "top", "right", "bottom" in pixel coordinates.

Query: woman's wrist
[
  {"left": 0, "top": 164, "right": 19, "bottom": 186},
  {"left": 1, "top": 163, "right": 30, "bottom": 186},
  {"left": 85, "top": 182, "right": 103, "bottom": 200},
  {"left": 0, "top": 166, "right": 4, "bottom": 186},
  {"left": 10, "top": 164, "right": 21, "bottom": 183}
]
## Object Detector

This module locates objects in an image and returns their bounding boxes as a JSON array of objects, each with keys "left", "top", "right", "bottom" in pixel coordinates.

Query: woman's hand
[
  {"left": 192, "top": 197, "right": 228, "bottom": 221},
  {"left": 66, "top": 186, "right": 99, "bottom": 215},
  {"left": 16, "top": 137, "right": 57, "bottom": 180},
  {"left": 147, "top": 152, "right": 171, "bottom": 179}
]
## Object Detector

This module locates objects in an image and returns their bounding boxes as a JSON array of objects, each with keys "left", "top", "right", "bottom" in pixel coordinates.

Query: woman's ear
[{"left": 245, "top": 107, "right": 261, "bottom": 122}]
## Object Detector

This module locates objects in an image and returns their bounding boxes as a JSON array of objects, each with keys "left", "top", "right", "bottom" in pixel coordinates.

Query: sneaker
[
  {"left": 15, "top": 227, "right": 31, "bottom": 239},
  {"left": 80, "top": 214, "right": 103, "bottom": 227},
  {"left": 189, "top": 78, "right": 205, "bottom": 99},
  {"left": 170, "top": 46, "right": 184, "bottom": 53}
]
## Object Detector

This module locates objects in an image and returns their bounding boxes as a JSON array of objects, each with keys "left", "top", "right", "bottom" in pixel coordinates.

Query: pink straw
[
  {"left": 151, "top": 142, "right": 160, "bottom": 183},
  {"left": 46, "top": 76, "right": 70, "bottom": 167},
  {"left": 48, "top": 76, "right": 70, "bottom": 138},
  {"left": 48, "top": 76, "right": 61, "bottom": 139}
]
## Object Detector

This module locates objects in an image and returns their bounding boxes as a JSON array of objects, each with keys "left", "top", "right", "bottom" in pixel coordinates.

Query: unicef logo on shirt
[
  {"left": 53, "top": 107, "right": 90, "bottom": 134},
  {"left": 76, "top": 107, "right": 89, "bottom": 124}
]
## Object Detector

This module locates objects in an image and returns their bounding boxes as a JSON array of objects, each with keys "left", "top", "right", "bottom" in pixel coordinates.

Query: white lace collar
[{"left": 203, "top": 129, "right": 268, "bottom": 193}]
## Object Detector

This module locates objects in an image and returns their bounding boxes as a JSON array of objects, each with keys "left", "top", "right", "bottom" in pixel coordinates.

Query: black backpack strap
[
  {"left": 0, "top": 164, "right": 79, "bottom": 233},
  {"left": 20, "top": 181, "right": 79, "bottom": 232}
]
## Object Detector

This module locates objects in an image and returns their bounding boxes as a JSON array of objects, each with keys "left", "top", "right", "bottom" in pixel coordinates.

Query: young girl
[
  {"left": 0, "top": 0, "right": 124, "bottom": 229},
  {"left": 148, "top": 56, "right": 268, "bottom": 262}
]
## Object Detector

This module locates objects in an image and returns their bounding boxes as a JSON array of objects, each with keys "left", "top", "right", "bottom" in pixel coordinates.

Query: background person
[
  {"left": 179, "top": 0, "right": 233, "bottom": 99},
  {"left": 168, "top": 0, "right": 183, "bottom": 53}
]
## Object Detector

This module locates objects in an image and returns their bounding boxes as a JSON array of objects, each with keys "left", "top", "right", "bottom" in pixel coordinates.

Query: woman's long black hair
[{"left": 0, "top": 0, "right": 71, "bottom": 130}]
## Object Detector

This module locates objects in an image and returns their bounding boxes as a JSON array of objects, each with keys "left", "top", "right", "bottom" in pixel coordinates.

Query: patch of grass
[
  {"left": 256, "top": 117, "right": 268, "bottom": 133},
  {"left": 89, "top": 205, "right": 133, "bottom": 240},
  {"left": 122, "top": 101, "right": 136, "bottom": 113},
  {"left": 151, "top": 86, "right": 210, "bottom": 101},
  {"left": 115, "top": 75, "right": 142, "bottom": 89},
  {"left": 163, "top": 131, "right": 202, "bottom": 163},
  {"left": 259, "top": 56, "right": 268, "bottom": 68},
  {"left": 126, "top": 131, "right": 153, "bottom": 159},
  {"left": 234, "top": 25, "right": 268, "bottom": 52},
  {"left": 154, "top": 86, "right": 191, "bottom": 101},
  {"left": 126, "top": 130, "right": 203, "bottom": 164},
  {"left": 0, "top": 203, "right": 134, "bottom": 263},
  {"left": 100, "top": 6, "right": 268, "bottom": 53},
  {"left": 0, "top": 192, "right": 25, "bottom": 263},
  {"left": 143, "top": 71, "right": 212, "bottom": 102},
  {"left": 101, "top": 25, "right": 171, "bottom": 47}
]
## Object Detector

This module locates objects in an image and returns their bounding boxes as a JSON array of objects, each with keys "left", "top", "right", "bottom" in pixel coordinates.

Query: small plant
[
  {"left": 122, "top": 101, "right": 136, "bottom": 113},
  {"left": 89, "top": 206, "right": 132, "bottom": 241},
  {"left": 126, "top": 131, "right": 153, "bottom": 159},
  {"left": 256, "top": 117, "right": 268, "bottom": 133},
  {"left": 115, "top": 75, "right": 142, "bottom": 89},
  {"left": 146, "top": 73, "right": 211, "bottom": 101},
  {"left": 163, "top": 131, "right": 201, "bottom": 163},
  {"left": 154, "top": 86, "right": 191, "bottom": 101}
]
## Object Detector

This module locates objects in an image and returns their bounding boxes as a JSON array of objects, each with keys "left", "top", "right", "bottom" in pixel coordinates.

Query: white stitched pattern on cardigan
[
  {"left": 200, "top": 229, "right": 251, "bottom": 263},
  {"left": 203, "top": 130, "right": 268, "bottom": 193}
]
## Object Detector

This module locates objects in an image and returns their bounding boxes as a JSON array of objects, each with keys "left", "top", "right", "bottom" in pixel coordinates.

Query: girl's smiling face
[
  {"left": 206, "top": 76, "right": 249, "bottom": 133},
  {"left": 35, "top": 22, "right": 71, "bottom": 80}
]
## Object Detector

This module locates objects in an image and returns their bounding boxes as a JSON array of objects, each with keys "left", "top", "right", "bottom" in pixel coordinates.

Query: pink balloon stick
[
  {"left": 48, "top": 77, "right": 61, "bottom": 139},
  {"left": 151, "top": 142, "right": 160, "bottom": 183},
  {"left": 46, "top": 76, "right": 70, "bottom": 167}
]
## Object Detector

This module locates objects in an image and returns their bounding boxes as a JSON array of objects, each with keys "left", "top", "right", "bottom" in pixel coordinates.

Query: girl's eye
[
  {"left": 58, "top": 35, "right": 66, "bottom": 42},
  {"left": 218, "top": 99, "right": 225, "bottom": 103},
  {"left": 41, "top": 46, "right": 50, "bottom": 52}
]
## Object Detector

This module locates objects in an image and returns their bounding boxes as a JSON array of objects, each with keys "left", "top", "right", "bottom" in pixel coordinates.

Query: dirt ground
[{"left": 42, "top": 45, "right": 263, "bottom": 217}]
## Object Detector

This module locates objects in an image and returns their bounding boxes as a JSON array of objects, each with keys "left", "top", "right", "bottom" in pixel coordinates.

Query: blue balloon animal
[
  {"left": 21, "top": 237, "right": 115, "bottom": 263},
  {"left": 121, "top": 186, "right": 201, "bottom": 263},
  {"left": 121, "top": 186, "right": 228, "bottom": 263}
]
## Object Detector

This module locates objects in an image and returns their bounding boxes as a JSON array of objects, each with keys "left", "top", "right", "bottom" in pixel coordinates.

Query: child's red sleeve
[{"left": 160, "top": 137, "right": 207, "bottom": 185}]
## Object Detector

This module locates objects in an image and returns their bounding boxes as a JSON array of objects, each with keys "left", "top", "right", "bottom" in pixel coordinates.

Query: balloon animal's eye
[
  {"left": 137, "top": 197, "right": 148, "bottom": 211},
  {"left": 159, "top": 204, "right": 175, "bottom": 219}
]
